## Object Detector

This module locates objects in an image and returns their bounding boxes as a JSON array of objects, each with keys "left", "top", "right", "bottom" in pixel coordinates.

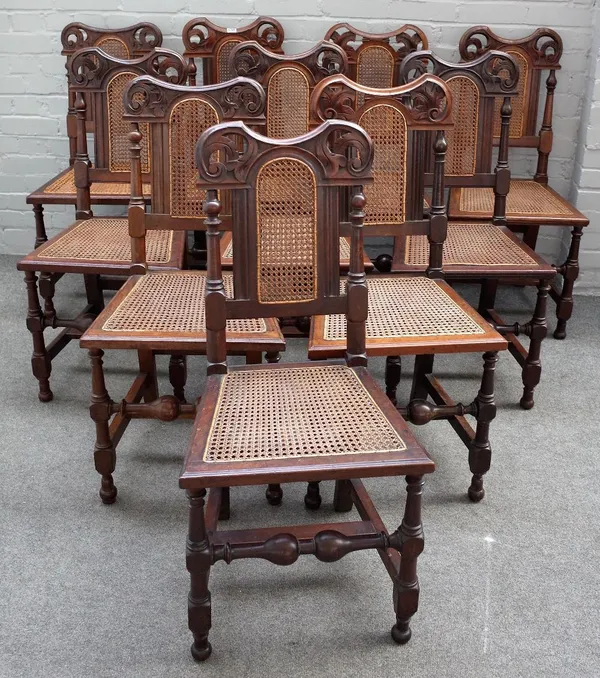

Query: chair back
[
  {"left": 324, "top": 23, "right": 427, "bottom": 88},
  {"left": 182, "top": 17, "right": 284, "bottom": 85},
  {"left": 195, "top": 120, "right": 374, "bottom": 370},
  {"left": 459, "top": 26, "right": 562, "bottom": 181},
  {"left": 123, "top": 76, "right": 267, "bottom": 267},
  {"left": 230, "top": 41, "right": 348, "bottom": 138}
]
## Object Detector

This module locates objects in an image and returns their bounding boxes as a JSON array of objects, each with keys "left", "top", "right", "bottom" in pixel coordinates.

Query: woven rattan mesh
[
  {"left": 324, "top": 276, "right": 486, "bottom": 341},
  {"left": 356, "top": 45, "right": 395, "bottom": 89},
  {"left": 404, "top": 222, "right": 537, "bottom": 266},
  {"left": 107, "top": 72, "right": 150, "bottom": 174},
  {"left": 95, "top": 37, "right": 130, "bottom": 59},
  {"left": 458, "top": 181, "right": 574, "bottom": 216},
  {"left": 203, "top": 364, "right": 407, "bottom": 463},
  {"left": 359, "top": 104, "right": 406, "bottom": 225},
  {"left": 223, "top": 236, "right": 350, "bottom": 262},
  {"left": 257, "top": 158, "right": 317, "bottom": 303},
  {"left": 102, "top": 272, "right": 268, "bottom": 333},
  {"left": 493, "top": 50, "right": 528, "bottom": 138},
  {"left": 169, "top": 98, "right": 219, "bottom": 218},
  {"left": 42, "top": 169, "right": 151, "bottom": 195},
  {"left": 38, "top": 218, "right": 172, "bottom": 263},
  {"left": 216, "top": 38, "right": 243, "bottom": 82},
  {"left": 267, "top": 67, "right": 310, "bottom": 139},
  {"left": 445, "top": 76, "right": 479, "bottom": 176}
]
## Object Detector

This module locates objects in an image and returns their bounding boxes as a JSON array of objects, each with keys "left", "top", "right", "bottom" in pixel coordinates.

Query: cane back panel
[{"left": 459, "top": 26, "right": 562, "bottom": 143}]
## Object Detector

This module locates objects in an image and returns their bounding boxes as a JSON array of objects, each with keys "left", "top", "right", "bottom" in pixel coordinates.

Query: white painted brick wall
[{"left": 0, "top": 0, "right": 596, "bottom": 290}]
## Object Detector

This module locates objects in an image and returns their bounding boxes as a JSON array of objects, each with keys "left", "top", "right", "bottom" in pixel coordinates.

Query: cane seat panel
[
  {"left": 356, "top": 45, "right": 395, "bottom": 89},
  {"left": 34, "top": 218, "right": 173, "bottom": 263},
  {"left": 493, "top": 49, "right": 529, "bottom": 138},
  {"left": 267, "top": 67, "right": 310, "bottom": 139},
  {"left": 405, "top": 223, "right": 538, "bottom": 266},
  {"left": 445, "top": 75, "right": 479, "bottom": 176},
  {"left": 202, "top": 364, "right": 407, "bottom": 463},
  {"left": 453, "top": 180, "right": 580, "bottom": 219},
  {"left": 39, "top": 168, "right": 151, "bottom": 196}
]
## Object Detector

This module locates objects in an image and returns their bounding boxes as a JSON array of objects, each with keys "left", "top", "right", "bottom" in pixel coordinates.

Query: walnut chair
[
  {"left": 181, "top": 118, "right": 435, "bottom": 661},
  {"left": 182, "top": 16, "right": 284, "bottom": 86},
  {"left": 26, "top": 23, "right": 163, "bottom": 250},
  {"left": 309, "top": 74, "right": 507, "bottom": 502},
  {"left": 222, "top": 39, "right": 369, "bottom": 277},
  {"left": 17, "top": 48, "right": 189, "bottom": 403},
  {"left": 450, "top": 26, "right": 589, "bottom": 339},
  {"left": 79, "top": 76, "right": 285, "bottom": 504},
  {"left": 394, "top": 50, "right": 557, "bottom": 410},
  {"left": 324, "top": 23, "right": 428, "bottom": 87}
]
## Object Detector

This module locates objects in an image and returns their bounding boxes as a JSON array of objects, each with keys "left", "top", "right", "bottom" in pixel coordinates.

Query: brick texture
[{"left": 0, "top": 1, "right": 597, "bottom": 293}]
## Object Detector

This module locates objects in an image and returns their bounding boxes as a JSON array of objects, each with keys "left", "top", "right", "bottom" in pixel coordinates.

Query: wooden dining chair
[
  {"left": 394, "top": 50, "right": 557, "bottom": 410},
  {"left": 449, "top": 26, "right": 588, "bottom": 339},
  {"left": 17, "top": 48, "right": 189, "bottom": 403},
  {"left": 221, "top": 39, "right": 371, "bottom": 274},
  {"left": 26, "top": 23, "right": 163, "bottom": 250},
  {"left": 308, "top": 74, "right": 507, "bottom": 502},
  {"left": 182, "top": 16, "right": 284, "bottom": 85},
  {"left": 181, "top": 118, "right": 435, "bottom": 660},
  {"left": 79, "top": 76, "right": 285, "bottom": 504},
  {"left": 324, "top": 23, "right": 428, "bottom": 87}
]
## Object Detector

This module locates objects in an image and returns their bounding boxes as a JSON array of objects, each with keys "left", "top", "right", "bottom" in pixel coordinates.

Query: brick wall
[{"left": 0, "top": 0, "right": 597, "bottom": 290}]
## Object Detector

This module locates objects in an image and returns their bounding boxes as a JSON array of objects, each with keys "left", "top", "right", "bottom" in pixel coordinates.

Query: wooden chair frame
[
  {"left": 456, "top": 26, "right": 588, "bottom": 340},
  {"left": 395, "top": 49, "right": 556, "bottom": 409},
  {"left": 178, "top": 119, "right": 435, "bottom": 659},
  {"left": 324, "top": 22, "right": 428, "bottom": 87}
]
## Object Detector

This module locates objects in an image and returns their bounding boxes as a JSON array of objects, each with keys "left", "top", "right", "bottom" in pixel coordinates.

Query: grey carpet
[{"left": 1, "top": 253, "right": 599, "bottom": 678}]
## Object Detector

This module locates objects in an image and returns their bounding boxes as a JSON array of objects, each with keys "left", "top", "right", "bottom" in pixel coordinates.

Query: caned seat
[
  {"left": 448, "top": 180, "right": 588, "bottom": 226},
  {"left": 218, "top": 233, "right": 374, "bottom": 271},
  {"left": 182, "top": 361, "right": 429, "bottom": 485},
  {"left": 81, "top": 271, "right": 285, "bottom": 353},
  {"left": 393, "top": 223, "right": 556, "bottom": 278},
  {"left": 18, "top": 218, "right": 185, "bottom": 275},
  {"left": 309, "top": 276, "right": 506, "bottom": 358}
]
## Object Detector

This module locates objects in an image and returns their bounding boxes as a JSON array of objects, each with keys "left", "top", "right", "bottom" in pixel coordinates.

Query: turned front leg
[
  {"left": 554, "top": 225, "right": 583, "bottom": 340},
  {"left": 33, "top": 204, "right": 47, "bottom": 249},
  {"left": 24, "top": 271, "right": 52, "bottom": 402},
  {"left": 391, "top": 475, "right": 425, "bottom": 644},
  {"left": 385, "top": 356, "right": 402, "bottom": 405},
  {"left": 468, "top": 352, "right": 498, "bottom": 502},
  {"left": 89, "top": 349, "right": 117, "bottom": 504},
  {"left": 168, "top": 354, "right": 187, "bottom": 403},
  {"left": 520, "top": 281, "right": 549, "bottom": 410},
  {"left": 187, "top": 488, "right": 212, "bottom": 662}
]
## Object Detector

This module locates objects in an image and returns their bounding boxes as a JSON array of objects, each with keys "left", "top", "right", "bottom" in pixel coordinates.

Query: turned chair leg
[
  {"left": 385, "top": 356, "right": 402, "bottom": 405},
  {"left": 84, "top": 274, "right": 104, "bottom": 314},
  {"left": 169, "top": 354, "right": 187, "bottom": 403},
  {"left": 520, "top": 280, "right": 549, "bottom": 410},
  {"left": 89, "top": 349, "right": 117, "bottom": 504},
  {"left": 33, "top": 204, "right": 47, "bottom": 249},
  {"left": 468, "top": 352, "right": 498, "bottom": 502},
  {"left": 138, "top": 350, "right": 159, "bottom": 403},
  {"left": 333, "top": 479, "right": 354, "bottom": 512},
  {"left": 265, "top": 351, "right": 281, "bottom": 363},
  {"left": 265, "top": 484, "right": 283, "bottom": 506},
  {"left": 304, "top": 481, "right": 322, "bottom": 510},
  {"left": 38, "top": 272, "right": 57, "bottom": 328},
  {"left": 478, "top": 279, "right": 498, "bottom": 317},
  {"left": 24, "top": 271, "right": 53, "bottom": 402},
  {"left": 187, "top": 489, "right": 212, "bottom": 662},
  {"left": 391, "top": 474, "right": 425, "bottom": 644},
  {"left": 554, "top": 225, "right": 583, "bottom": 340},
  {"left": 410, "top": 354, "right": 434, "bottom": 401},
  {"left": 219, "top": 486, "right": 230, "bottom": 520}
]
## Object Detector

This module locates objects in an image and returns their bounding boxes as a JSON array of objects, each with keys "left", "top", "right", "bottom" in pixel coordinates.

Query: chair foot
[
  {"left": 191, "top": 640, "right": 212, "bottom": 662},
  {"left": 304, "top": 481, "right": 322, "bottom": 510},
  {"left": 375, "top": 253, "right": 392, "bottom": 273},
  {"left": 519, "top": 390, "right": 535, "bottom": 410},
  {"left": 38, "top": 386, "right": 53, "bottom": 402},
  {"left": 265, "top": 484, "right": 283, "bottom": 506},
  {"left": 265, "top": 351, "right": 281, "bottom": 364},
  {"left": 391, "top": 622, "right": 412, "bottom": 645},
  {"left": 467, "top": 475, "right": 485, "bottom": 503},
  {"left": 99, "top": 477, "right": 117, "bottom": 504},
  {"left": 553, "top": 321, "right": 567, "bottom": 340}
]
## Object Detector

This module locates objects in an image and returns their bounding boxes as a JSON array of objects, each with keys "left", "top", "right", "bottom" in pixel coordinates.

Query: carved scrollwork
[
  {"left": 182, "top": 16, "right": 284, "bottom": 55},
  {"left": 324, "top": 22, "right": 428, "bottom": 62},
  {"left": 220, "top": 81, "right": 265, "bottom": 118},
  {"left": 314, "top": 81, "right": 357, "bottom": 121},
  {"left": 147, "top": 52, "right": 188, "bottom": 84},
  {"left": 459, "top": 26, "right": 562, "bottom": 69},
  {"left": 195, "top": 120, "right": 373, "bottom": 186},
  {"left": 407, "top": 80, "right": 449, "bottom": 122},
  {"left": 61, "top": 22, "right": 162, "bottom": 55},
  {"left": 399, "top": 50, "right": 519, "bottom": 95}
]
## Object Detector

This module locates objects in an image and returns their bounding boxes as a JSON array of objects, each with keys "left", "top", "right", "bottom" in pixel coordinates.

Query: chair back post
[
  {"left": 73, "top": 92, "right": 91, "bottom": 220},
  {"left": 128, "top": 124, "right": 147, "bottom": 274},
  {"left": 535, "top": 69, "right": 557, "bottom": 183},
  {"left": 493, "top": 97, "right": 513, "bottom": 227},
  {"left": 204, "top": 190, "right": 228, "bottom": 375},
  {"left": 427, "top": 130, "right": 448, "bottom": 279},
  {"left": 346, "top": 187, "right": 368, "bottom": 367}
]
